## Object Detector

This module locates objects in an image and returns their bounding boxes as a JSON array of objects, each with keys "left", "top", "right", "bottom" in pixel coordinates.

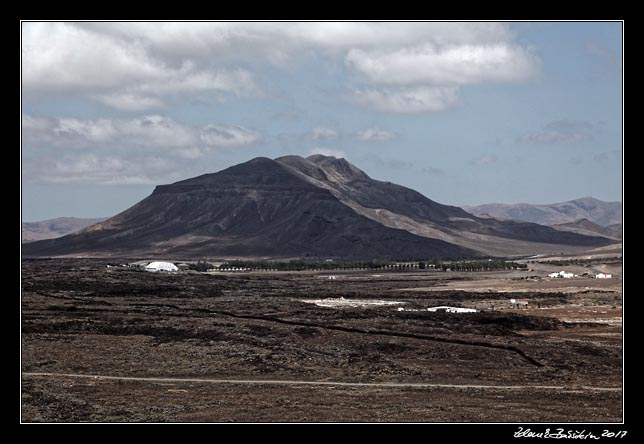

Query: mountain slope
[
  {"left": 276, "top": 155, "right": 613, "bottom": 256},
  {"left": 22, "top": 217, "right": 107, "bottom": 243},
  {"left": 553, "top": 219, "right": 622, "bottom": 240},
  {"left": 464, "top": 197, "right": 622, "bottom": 226},
  {"left": 22, "top": 157, "right": 474, "bottom": 259}
]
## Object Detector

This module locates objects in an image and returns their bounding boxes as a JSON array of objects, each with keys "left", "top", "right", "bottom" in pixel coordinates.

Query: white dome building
[{"left": 145, "top": 261, "right": 178, "bottom": 272}]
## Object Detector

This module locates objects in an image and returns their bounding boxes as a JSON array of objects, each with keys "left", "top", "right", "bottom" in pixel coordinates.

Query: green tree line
[{"left": 214, "top": 259, "right": 526, "bottom": 272}]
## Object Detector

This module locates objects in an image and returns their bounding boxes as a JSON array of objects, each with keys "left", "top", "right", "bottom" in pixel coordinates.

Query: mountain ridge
[
  {"left": 552, "top": 218, "right": 622, "bottom": 240},
  {"left": 464, "top": 197, "right": 621, "bottom": 226},
  {"left": 23, "top": 155, "right": 615, "bottom": 259},
  {"left": 276, "top": 156, "right": 612, "bottom": 256},
  {"left": 22, "top": 217, "right": 108, "bottom": 243}
]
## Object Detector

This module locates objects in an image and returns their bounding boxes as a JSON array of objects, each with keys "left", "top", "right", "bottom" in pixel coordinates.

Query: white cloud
[
  {"left": 22, "top": 22, "right": 260, "bottom": 109},
  {"left": 23, "top": 113, "right": 262, "bottom": 152},
  {"left": 353, "top": 86, "right": 459, "bottom": 113},
  {"left": 24, "top": 114, "right": 198, "bottom": 148},
  {"left": 175, "top": 147, "right": 205, "bottom": 159},
  {"left": 346, "top": 43, "right": 538, "bottom": 86},
  {"left": 311, "top": 127, "right": 339, "bottom": 141},
  {"left": 22, "top": 113, "right": 52, "bottom": 131},
  {"left": 54, "top": 118, "right": 118, "bottom": 142},
  {"left": 77, "top": 22, "right": 514, "bottom": 64},
  {"left": 28, "top": 153, "right": 169, "bottom": 185},
  {"left": 120, "top": 115, "right": 198, "bottom": 147},
  {"left": 22, "top": 22, "right": 161, "bottom": 93},
  {"left": 295, "top": 22, "right": 515, "bottom": 49},
  {"left": 22, "top": 113, "right": 263, "bottom": 184},
  {"left": 469, "top": 154, "right": 498, "bottom": 166},
  {"left": 93, "top": 93, "right": 165, "bottom": 112},
  {"left": 134, "top": 67, "right": 260, "bottom": 96},
  {"left": 200, "top": 124, "right": 262, "bottom": 147},
  {"left": 354, "top": 128, "right": 397, "bottom": 142},
  {"left": 358, "top": 153, "right": 413, "bottom": 170},
  {"left": 518, "top": 120, "right": 594, "bottom": 145},
  {"left": 22, "top": 114, "right": 118, "bottom": 147},
  {"left": 22, "top": 22, "right": 540, "bottom": 114},
  {"left": 307, "top": 147, "right": 347, "bottom": 158},
  {"left": 338, "top": 24, "right": 537, "bottom": 113}
]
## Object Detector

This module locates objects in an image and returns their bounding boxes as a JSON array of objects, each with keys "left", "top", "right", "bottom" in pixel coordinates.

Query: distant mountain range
[
  {"left": 22, "top": 217, "right": 107, "bottom": 243},
  {"left": 464, "top": 197, "right": 621, "bottom": 227},
  {"left": 22, "top": 155, "right": 615, "bottom": 259}
]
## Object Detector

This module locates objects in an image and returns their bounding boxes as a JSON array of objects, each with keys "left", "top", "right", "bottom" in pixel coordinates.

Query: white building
[
  {"left": 145, "top": 261, "right": 178, "bottom": 272},
  {"left": 427, "top": 306, "right": 477, "bottom": 313},
  {"left": 548, "top": 270, "right": 576, "bottom": 279},
  {"left": 596, "top": 273, "right": 613, "bottom": 279}
]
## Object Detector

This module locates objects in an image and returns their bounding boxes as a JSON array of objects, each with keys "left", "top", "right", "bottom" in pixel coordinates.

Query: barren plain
[{"left": 21, "top": 256, "right": 622, "bottom": 422}]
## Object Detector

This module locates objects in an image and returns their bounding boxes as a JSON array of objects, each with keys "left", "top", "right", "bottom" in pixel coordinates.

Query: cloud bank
[
  {"left": 23, "top": 22, "right": 540, "bottom": 114},
  {"left": 22, "top": 113, "right": 262, "bottom": 184}
]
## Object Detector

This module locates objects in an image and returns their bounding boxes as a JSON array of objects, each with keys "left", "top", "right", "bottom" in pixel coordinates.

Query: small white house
[
  {"left": 549, "top": 270, "right": 576, "bottom": 279},
  {"left": 427, "top": 306, "right": 477, "bottom": 313},
  {"left": 145, "top": 261, "right": 178, "bottom": 272},
  {"left": 596, "top": 273, "right": 613, "bottom": 279}
]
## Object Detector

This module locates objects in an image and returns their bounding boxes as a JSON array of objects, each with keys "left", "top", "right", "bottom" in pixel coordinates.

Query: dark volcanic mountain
[
  {"left": 276, "top": 155, "right": 614, "bottom": 256},
  {"left": 464, "top": 197, "right": 622, "bottom": 227},
  {"left": 23, "top": 155, "right": 615, "bottom": 259}
]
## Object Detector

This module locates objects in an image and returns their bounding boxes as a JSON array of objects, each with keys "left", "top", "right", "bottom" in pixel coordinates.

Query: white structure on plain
[
  {"left": 145, "top": 261, "right": 178, "bottom": 272},
  {"left": 548, "top": 270, "right": 576, "bottom": 279},
  {"left": 596, "top": 273, "right": 613, "bottom": 279},
  {"left": 427, "top": 306, "right": 477, "bottom": 313}
]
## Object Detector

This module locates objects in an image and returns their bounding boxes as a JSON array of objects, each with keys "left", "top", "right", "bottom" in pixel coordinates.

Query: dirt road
[{"left": 22, "top": 372, "right": 621, "bottom": 392}]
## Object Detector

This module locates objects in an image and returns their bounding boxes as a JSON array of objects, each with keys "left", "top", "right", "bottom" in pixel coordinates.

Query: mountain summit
[{"left": 23, "top": 155, "right": 614, "bottom": 259}]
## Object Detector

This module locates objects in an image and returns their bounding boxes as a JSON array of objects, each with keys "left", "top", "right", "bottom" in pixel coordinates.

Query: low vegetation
[
  {"left": 534, "top": 257, "right": 621, "bottom": 267},
  {"left": 217, "top": 259, "right": 527, "bottom": 272},
  {"left": 188, "top": 261, "right": 215, "bottom": 272}
]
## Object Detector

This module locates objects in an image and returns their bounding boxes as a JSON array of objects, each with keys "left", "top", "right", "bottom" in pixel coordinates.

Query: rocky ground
[{"left": 21, "top": 259, "right": 622, "bottom": 422}]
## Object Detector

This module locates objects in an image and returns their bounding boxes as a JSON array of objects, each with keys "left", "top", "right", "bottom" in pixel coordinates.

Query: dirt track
[{"left": 22, "top": 372, "right": 621, "bottom": 391}]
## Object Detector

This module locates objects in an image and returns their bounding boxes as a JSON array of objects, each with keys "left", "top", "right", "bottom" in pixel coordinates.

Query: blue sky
[{"left": 21, "top": 22, "right": 622, "bottom": 221}]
